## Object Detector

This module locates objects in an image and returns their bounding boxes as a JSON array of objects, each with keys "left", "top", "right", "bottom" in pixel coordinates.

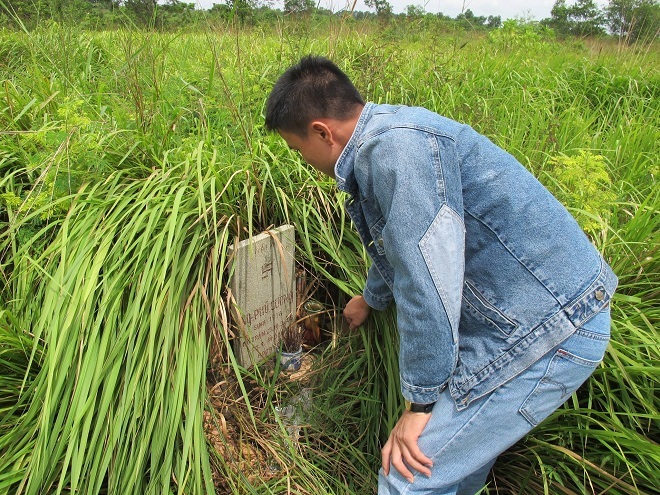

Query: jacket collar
[{"left": 334, "top": 102, "right": 374, "bottom": 197}]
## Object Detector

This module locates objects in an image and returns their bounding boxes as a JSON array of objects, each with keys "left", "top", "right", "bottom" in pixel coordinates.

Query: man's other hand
[
  {"left": 382, "top": 411, "right": 433, "bottom": 483},
  {"left": 343, "top": 295, "right": 371, "bottom": 330}
]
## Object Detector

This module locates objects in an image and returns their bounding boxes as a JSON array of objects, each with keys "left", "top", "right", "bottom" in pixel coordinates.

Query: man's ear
[{"left": 310, "top": 121, "right": 334, "bottom": 144}]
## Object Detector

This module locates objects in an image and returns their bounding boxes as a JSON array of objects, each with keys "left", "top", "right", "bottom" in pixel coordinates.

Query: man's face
[{"left": 278, "top": 128, "right": 338, "bottom": 178}]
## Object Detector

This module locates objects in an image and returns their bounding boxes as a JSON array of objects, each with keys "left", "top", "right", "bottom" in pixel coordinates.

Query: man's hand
[
  {"left": 382, "top": 411, "right": 433, "bottom": 483},
  {"left": 343, "top": 295, "right": 371, "bottom": 330}
]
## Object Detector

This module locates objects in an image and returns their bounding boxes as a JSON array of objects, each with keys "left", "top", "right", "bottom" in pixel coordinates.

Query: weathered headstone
[{"left": 229, "top": 225, "right": 296, "bottom": 368}]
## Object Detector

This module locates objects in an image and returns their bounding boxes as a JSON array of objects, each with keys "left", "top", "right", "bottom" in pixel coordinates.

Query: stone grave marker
[{"left": 229, "top": 225, "right": 296, "bottom": 368}]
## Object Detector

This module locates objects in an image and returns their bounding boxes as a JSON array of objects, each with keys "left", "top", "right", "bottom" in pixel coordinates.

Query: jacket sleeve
[
  {"left": 358, "top": 128, "right": 465, "bottom": 404},
  {"left": 363, "top": 263, "right": 393, "bottom": 310}
]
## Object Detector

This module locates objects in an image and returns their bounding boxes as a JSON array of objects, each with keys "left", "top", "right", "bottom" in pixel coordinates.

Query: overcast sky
[{"left": 193, "top": 0, "right": 607, "bottom": 21}]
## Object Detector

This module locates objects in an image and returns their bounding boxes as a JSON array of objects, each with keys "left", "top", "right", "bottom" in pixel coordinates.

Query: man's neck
[{"left": 333, "top": 104, "right": 365, "bottom": 150}]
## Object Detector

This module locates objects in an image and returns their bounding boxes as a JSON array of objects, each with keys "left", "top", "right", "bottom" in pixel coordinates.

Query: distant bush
[{"left": 488, "top": 19, "right": 556, "bottom": 50}]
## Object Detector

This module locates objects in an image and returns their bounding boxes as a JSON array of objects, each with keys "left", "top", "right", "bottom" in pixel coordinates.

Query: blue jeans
[{"left": 378, "top": 306, "right": 611, "bottom": 495}]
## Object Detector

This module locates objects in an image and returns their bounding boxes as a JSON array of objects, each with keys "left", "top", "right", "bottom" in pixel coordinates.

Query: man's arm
[
  {"left": 363, "top": 262, "right": 393, "bottom": 310},
  {"left": 357, "top": 128, "right": 465, "bottom": 480},
  {"left": 361, "top": 127, "right": 464, "bottom": 403}
]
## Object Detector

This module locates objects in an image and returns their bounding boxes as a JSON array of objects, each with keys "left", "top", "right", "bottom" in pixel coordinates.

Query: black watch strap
[{"left": 405, "top": 400, "right": 435, "bottom": 414}]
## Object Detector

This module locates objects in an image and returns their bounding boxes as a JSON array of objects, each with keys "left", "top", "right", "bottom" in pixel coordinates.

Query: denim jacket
[{"left": 335, "top": 103, "right": 617, "bottom": 410}]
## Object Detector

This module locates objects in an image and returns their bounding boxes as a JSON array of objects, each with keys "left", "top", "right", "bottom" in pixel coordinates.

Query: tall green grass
[{"left": 0, "top": 18, "right": 658, "bottom": 494}]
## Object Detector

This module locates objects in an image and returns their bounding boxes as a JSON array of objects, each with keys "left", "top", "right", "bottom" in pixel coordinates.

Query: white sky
[{"left": 193, "top": 0, "right": 607, "bottom": 21}]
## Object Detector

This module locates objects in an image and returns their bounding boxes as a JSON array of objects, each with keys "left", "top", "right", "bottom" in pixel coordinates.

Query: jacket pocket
[{"left": 462, "top": 280, "right": 518, "bottom": 336}]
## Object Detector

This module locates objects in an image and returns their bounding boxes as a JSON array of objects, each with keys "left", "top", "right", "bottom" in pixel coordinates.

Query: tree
[
  {"left": 124, "top": 0, "right": 158, "bottom": 25},
  {"left": 364, "top": 0, "right": 392, "bottom": 19},
  {"left": 547, "top": 0, "right": 571, "bottom": 34},
  {"left": 405, "top": 4, "right": 425, "bottom": 18},
  {"left": 284, "top": 0, "right": 315, "bottom": 15},
  {"left": 1, "top": 0, "right": 117, "bottom": 27},
  {"left": 606, "top": 0, "right": 660, "bottom": 42},
  {"left": 1, "top": 0, "right": 48, "bottom": 26},
  {"left": 456, "top": 8, "right": 487, "bottom": 28},
  {"left": 486, "top": 15, "right": 502, "bottom": 29},
  {"left": 224, "top": 0, "right": 257, "bottom": 23},
  {"left": 159, "top": 0, "right": 196, "bottom": 27},
  {"left": 545, "top": 0, "right": 605, "bottom": 36},
  {"left": 570, "top": 0, "right": 605, "bottom": 35}
]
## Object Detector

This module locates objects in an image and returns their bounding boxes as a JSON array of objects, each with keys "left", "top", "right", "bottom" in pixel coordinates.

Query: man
[{"left": 265, "top": 55, "right": 616, "bottom": 495}]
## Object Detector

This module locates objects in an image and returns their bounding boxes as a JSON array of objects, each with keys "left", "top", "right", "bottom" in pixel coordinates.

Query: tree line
[
  {"left": 1, "top": 0, "right": 658, "bottom": 43},
  {"left": 543, "top": 0, "right": 658, "bottom": 42}
]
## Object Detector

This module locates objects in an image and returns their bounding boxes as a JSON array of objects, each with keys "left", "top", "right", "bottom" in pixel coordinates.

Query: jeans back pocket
[{"left": 519, "top": 307, "right": 611, "bottom": 427}]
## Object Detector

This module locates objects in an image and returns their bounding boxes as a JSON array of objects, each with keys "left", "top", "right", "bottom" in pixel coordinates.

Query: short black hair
[{"left": 265, "top": 55, "right": 365, "bottom": 136}]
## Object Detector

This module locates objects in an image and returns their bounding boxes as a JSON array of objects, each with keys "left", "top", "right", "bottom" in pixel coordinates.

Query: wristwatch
[{"left": 405, "top": 400, "right": 436, "bottom": 414}]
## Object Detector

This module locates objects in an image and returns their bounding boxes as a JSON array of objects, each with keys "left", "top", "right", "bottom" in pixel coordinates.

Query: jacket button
[
  {"left": 378, "top": 239, "right": 384, "bottom": 247},
  {"left": 595, "top": 289, "right": 605, "bottom": 301}
]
